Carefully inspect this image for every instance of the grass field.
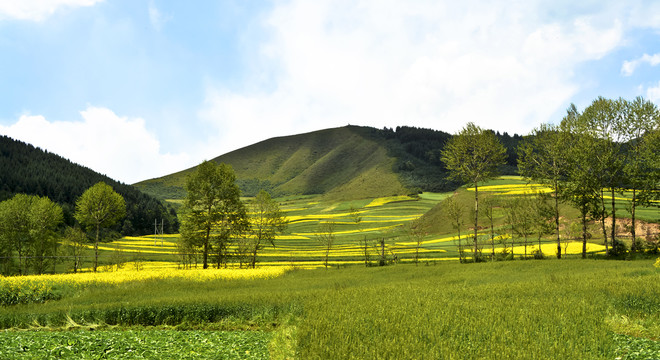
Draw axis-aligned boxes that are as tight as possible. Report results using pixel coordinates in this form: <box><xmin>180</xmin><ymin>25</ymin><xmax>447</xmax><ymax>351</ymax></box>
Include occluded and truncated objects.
<box><xmin>1</xmin><ymin>260</ymin><xmax>658</xmax><ymax>359</ymax></box>
<box><xmin>2</xmin><ymin>176</ymin><xmax>659</xmax><ymax>359</ymax></box>
<box><xmin>73</xmin><ymin>176</ymin><xmax>660</xmax><ymax>271</ymax></box>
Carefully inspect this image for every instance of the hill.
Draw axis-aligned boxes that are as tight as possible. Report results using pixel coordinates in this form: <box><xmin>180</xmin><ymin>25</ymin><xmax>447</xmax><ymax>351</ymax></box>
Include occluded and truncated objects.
<box><xmin>136</xmin><ymin>125</ymin><xmax>521</xmax><ymax>200</ymax></box>
<box><xmin>0</xmin><ymin>135</ymin><xmax>179</xmax><ymax>235</ymax></box>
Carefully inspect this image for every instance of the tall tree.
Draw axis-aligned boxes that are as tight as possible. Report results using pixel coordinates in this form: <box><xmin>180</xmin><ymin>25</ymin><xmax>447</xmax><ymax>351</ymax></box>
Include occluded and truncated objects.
<box><xmin>517</xmin><ymin>122</ymin><xmax>571</xmax><ymax>258</ymax></box>
<box><xmin>560</xmin><ymin>109</ymin><xmax>602</xmax><ymax>258</ymax></box>
<box><xmin>621</xmin><ymin>97</ymin><xmax>660</xmax><ymax>249</ymax></box>
<box><xmin>249</xmin><ymin>190</ymin><xmax>287</xmax><ymax>268</ymax></box>
<box><xmin>0</xmin><ymin>194</ymin><xmax>63</xmax><ymax>275</ymax></box>
<box><xmin>441</xmin><ymin>123</ymin><xmax>507</xmax><ymax>260</ymax></box>
<box><xmin>180</xmin><ymin>160</ymin><xmax>246</xmax><ymax>269</ymax></box>
<box><xmin>75</xmin><ymin>182</ymin><xmax>126</xmax><ymax>272</ymax></box>
<box><xmin>580</xmin><ymin>97</ymin><xmax>627</xmax><ymax>252</ymax></box>
<box><xmin>27</xmin><ymin>195</ymin><xmax>64</xmax><ymax>274</ymax></box>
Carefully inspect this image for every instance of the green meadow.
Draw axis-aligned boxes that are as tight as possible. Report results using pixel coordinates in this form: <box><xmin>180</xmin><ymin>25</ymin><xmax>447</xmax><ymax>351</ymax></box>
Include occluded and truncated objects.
<box><xmin>1</xmin><ymin>260</ymin><xmax>659</xmax><ymax>359</ymax></box>
<box><xmin>2</xmin><ymin>176</ymin><xmax>659</xmax><ymax>359</ymax></box>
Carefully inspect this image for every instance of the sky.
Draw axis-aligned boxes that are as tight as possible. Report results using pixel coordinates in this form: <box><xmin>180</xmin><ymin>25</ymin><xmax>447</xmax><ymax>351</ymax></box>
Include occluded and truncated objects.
<box><xmin>1</xmin><ymin>1</ymin><xmax>660</xmax><ymax>184</ymax></box>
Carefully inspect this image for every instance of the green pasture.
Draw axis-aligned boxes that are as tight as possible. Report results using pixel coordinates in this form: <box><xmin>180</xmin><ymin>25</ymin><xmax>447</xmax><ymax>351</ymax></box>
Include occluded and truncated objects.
<box><xmin>76</xmin><ymin>176</ymin><xmax>659</xmax><ymax>270</ymax></box>
<box><xmin>1</xmin><ymin>260</ymin><xmax>659</xmax><ymax>359</ymax></box>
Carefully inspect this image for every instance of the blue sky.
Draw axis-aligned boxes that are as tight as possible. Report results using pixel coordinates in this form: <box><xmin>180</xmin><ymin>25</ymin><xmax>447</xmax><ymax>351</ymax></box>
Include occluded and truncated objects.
<box><xmin>1</xmin><ymin>1</ymin><xmax>660</xmax><ymax>184</ymax></box>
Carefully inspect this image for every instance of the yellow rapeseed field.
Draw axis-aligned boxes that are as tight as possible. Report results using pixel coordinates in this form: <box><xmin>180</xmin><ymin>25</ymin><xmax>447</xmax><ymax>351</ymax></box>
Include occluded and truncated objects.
<box><xmin>0</xmin><ymin>266</ymin><xmax>293</xmax><ymax>292</ymax></box>
<box><xmin>365</xmin><ymin>195</ymin><xmax>414</xmax><ymax>207</ymax></box>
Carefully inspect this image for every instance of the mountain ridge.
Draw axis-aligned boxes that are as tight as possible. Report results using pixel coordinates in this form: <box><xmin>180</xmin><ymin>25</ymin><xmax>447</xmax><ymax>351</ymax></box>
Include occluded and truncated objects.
<box><xmin>135</xmin><ymin>125</ymin><xmax>522</xmax><ymax>200</ymax></box>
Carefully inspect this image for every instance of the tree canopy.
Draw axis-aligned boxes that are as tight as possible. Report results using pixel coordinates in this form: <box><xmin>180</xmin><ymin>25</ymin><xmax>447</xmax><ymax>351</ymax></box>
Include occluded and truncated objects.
<box><xmin>180</xmin><ymin>160</ymin><xmax>248</xmax><ymax>269</ymax></box>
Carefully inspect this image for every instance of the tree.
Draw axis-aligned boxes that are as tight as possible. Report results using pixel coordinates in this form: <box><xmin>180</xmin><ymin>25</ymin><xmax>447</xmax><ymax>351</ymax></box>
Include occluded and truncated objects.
<box><xmin>517</xmin><ymin>122</ymin><xmax>571</xmax><ymax>259</ymax></box>
<box><xmin>443</xmin><ymin>194</ymin><xmax>466</xmax><ymax>262</ymax></box>
<box><xmin>350</xmin><ymin>206</ymin><xmax>371</xmax><ymax>266</ymax></box>
<box><xmin>506</xmin><ymin>197</ymin><xmax>535</xmax><ymax>258</ymax></box>
<box><xmin>179</xmin><ymin>160</ymin><xmax>247</xmax><ymax>269</ymax></box>
<box><xmin>62</xmin><ymin>226</ymin><xmax>87</xmax><ymax>273</ymax></box>
<box><xmin>621</xmin><ymin>97</ymin><xmax>660</xmax><ymax>250</ymax></box>
<box><xmin>75</xmin><ymin>182</ymin><xmax>126</xmax><ymax>272</ymax></box>
<box><xmin>27</xmin><ymin>195</ymin><xmax>64</xmax><ymax>274</ymax></box>
<box><xmin>0</xmin><ymin>194</ymin><xmax>63</xmax><ymax>275</ymax></box>
<box><xmin>441</xmin><ymin>123</ymin><xmax>507</xmax><ymax>260</ymax></box>
<box><xmin>248</xmin><ymin>190</ymin><xmax>287</xmax><ymax>268</ymax></box>
<box><xmin>316</xmin><ymin>221</ymin><xmax>336</xmax><ymax>269</ymax></box>
<box><xmin>530</xmin><ymin>192</ymin><xmax>555</xmax><ymax>258</ymax></box>
<box><xmin>560</xmin><ymin>110</ymin><xmax>602</xmax><ymax>258</ymax></box>
<box><xmin>406</xmin><ymin>217</ymin><xmax>428</xmax><ymax>265</ymax></box>
<box><xmin>580</xmin><ymin>97</ymin><xmax>627</xmax><ymax>253</ymax></box>
<box><xmin>481</xmin><ymin>196</ymin><xmax>497</xmax><ymax>259</ymax></box>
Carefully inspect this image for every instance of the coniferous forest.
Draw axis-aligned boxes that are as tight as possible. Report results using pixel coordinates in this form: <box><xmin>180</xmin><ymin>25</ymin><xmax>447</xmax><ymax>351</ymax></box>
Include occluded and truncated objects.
<box><xmin>0</xmin><ymin>135</ymin><xmax>179</xmax><ymax>235</ymax></box>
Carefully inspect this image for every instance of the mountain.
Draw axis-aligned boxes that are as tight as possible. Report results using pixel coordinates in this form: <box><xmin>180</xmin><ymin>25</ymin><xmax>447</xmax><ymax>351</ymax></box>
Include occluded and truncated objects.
<box><xmin>135</xmin><ymin>125</ymin><xmax>522</xmax><ymax>200</ymax></box>
<box><xmin>0</xmin><ymin>135</ymin><xmax>179</xmax><ymax>235</ymax></box>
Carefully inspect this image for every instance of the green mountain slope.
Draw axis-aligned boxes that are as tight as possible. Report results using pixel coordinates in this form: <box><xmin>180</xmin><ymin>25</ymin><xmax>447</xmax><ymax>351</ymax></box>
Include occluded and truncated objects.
<box><xmin>137</xmin><ymin>126</ymin><xmax>410</xmax><ymax>200</ymax></box>
<box><xmin>0</xmin><ymin>135</ymin><xmax>179</xmax><ymax>235</ymax></box>
<box><xmin>135</xmin><ymin>125</ymin><xmax>521</xmax><ymax>200</ymax></box>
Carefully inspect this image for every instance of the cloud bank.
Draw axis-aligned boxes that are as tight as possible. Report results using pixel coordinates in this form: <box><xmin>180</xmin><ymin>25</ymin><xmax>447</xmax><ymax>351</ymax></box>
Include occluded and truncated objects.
<box><xmin>200</xmin><ymin>0</ymin><xmax>625</xmax><ymax>148</ymax></box>
<box><xmin>0</xmin><ymin>107</ymin><xmax>190</xmax><ymax>184</ymax></box>
<box><xmin>0</xmin><ymin>0</ymin><xmax>102</xmax><ymax>21</ymax></box>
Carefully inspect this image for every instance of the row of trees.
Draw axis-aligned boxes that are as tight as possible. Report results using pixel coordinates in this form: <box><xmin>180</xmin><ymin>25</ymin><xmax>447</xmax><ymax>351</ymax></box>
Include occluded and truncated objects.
<box><xmin>178</xmin><ymin>161</ymin><xmax>287</xmax><ymax>269</ymax></box>
<box><xmin>0</xmin><ymin>182</ymin><xmax>126</xmax><ymax>275</ymax></box>
<box><xmin>441</xmin><ymin>96</ymin><xmax>659</xmax><ymax>260</ymax></box>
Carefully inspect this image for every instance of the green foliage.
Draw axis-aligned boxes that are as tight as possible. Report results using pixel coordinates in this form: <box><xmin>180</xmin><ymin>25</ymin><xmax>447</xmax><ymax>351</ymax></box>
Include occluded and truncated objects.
<box><xmin>180</xmin><ymin>161</ymin><xmax>248</xmax><ymax>269</ymax></box>
<box><xmin>441</xmin><ymin>123</ymin><xmax>507</xmax><ymax>259</ymax></box>
<box><xmin>0</xmin><ymin>135</ymin><xmax>179</xmax><ymax>236</ymax></box>
<box><xmin>0</xmin><ymin>330</ymin><xmax>270</xmax><ymax>360</ymax></box>
<box><xmin>247</xmin><ymin>190</ymin><xmax>288</xmax><ymax>268</ymax></box>
<box><xmin>1</xmin><ymin>260</ymin><xmax>659</xmax><ymax>358</ymax></box>
<box><xmin>0</xmin><ymin>194</ymin><xmax>63</xmax><ymax>275</ymax></box>
<box><xmin>136</xmin><ymin>125</ymin><xmax>522</xmax><ymax>201</ymax></box>
<box><xmin>75</xmin><ymin>182</ymin><xmax>126</xmax><ymax>272</ymax></box>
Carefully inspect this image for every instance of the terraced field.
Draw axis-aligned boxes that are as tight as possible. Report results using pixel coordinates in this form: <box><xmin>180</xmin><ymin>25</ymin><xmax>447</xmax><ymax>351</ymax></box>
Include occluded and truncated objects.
<box><xmin>84</xmin><ymin>176</ymin><xmax>648</xmax><ymax>270</ymax></box>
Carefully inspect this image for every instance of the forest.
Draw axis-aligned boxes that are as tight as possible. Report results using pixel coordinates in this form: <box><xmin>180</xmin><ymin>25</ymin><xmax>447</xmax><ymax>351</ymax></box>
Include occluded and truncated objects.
<box><xmin>0</xmin><ymin>135</ymin><xmax>179</xmax><ymax>236</ymax></box>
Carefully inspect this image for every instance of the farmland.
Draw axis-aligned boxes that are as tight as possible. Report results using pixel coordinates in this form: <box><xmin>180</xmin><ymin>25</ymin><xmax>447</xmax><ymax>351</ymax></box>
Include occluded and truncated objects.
<box><xmin>1</xmin><ymin>260</ymin><xmax>659</xmax><ymax>359</ymax></box>
<box><xmin>1</xmin><ymin>177</ymin><xmax>659</xmax><ymax>359</ymax></box>
<box><xmin>67</xmin><ymin>177</ymin><xmax>655</xmax><ymax>271</ymax></box>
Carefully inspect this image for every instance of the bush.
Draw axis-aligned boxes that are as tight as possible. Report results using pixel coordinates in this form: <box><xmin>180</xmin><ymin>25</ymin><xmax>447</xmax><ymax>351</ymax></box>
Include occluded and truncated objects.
<box><xmin>532</xmin><ymin>249</ymin><xmax>545</xmax><ymax>260</ymax></box>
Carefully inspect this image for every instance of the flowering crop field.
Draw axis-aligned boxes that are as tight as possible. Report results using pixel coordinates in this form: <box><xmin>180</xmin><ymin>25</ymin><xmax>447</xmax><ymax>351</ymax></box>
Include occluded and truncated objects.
<box><xmin>69</xmin><ymin>177</ymin><xmax>641</xmax><ymax>271</ymax></box>
<box><xmin>2</xmin><ymin>260</ymin><xmax>658</xmax><ymax>359</ymax></box>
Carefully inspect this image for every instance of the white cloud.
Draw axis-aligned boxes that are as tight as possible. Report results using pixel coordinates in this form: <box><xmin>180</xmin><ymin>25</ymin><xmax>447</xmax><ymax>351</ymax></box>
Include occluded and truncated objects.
<box><xmin>148</xmin><ymin>0</ymin><xmax>170</xmax><ymax>32</ymax></box>
<box><xmin>0</xmin><ymin>0</ymin><xmax>102</xmax><ymax>22</ymax></box>
<box><xmin>647</xmin><ymin>81</ymin><xmax>660</xmax><ymax>104</ymax></box>
<box><xmin>200</xmin><ymin>0</ymin><xmax>625</xmax><ymax>141</ymax></box>
<box><xmin>0</xmin><ymin>107</ymin><xmax>191</xmax><ymax>184</ymax></box>
<box><xmin>621</xmin><ymin>53</ymin><xmax>660</xmax><ymax>76</ymax></box>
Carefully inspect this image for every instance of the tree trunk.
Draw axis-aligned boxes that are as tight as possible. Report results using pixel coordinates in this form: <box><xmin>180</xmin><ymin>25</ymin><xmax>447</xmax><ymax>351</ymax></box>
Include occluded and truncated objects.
<box><xmin>94</xmin><ymin>223</ymin><xmax>100</xmax><ymax>272</ymax></box>
<box><xmin>581</xmin><ymin>209</ymin><xmax>587</xmax><ymax>259</ymax></box>
<box><xmin>457</xmin><ymin>225</ymin><xmax>462</xmax><ymax>263</ymax></box>
<box><xmin>554</xmin><ymin>183</ymin><xmax>561</xmax><ymax>259</ymax></box>
<box><xmin>203</xmin><ymin>228</ymin><xmax>210</xmax><ymax>269</ymax></box>
<box><xmin>490</xmin><ymin>214</ymin><xmax>495</xmax><ymax>258</ymax></box>
<box><xmin>611</xmin><ymin>188</ymin><xmax>619</xmax><ymax>251</ymax></box>
<box><xmin>600</xmin><ymin>189</ymin><xmax>608</xmax><ymax>255</ymax></box>
<box><xmin>631</xmin><ymin>188</ymin><xmax>637</xmax><ymax>251</ymax></box>
<box><xmin>474</xmin><ymin>182</ymin><xmax>479</xmax><ymax>260</ymax></box>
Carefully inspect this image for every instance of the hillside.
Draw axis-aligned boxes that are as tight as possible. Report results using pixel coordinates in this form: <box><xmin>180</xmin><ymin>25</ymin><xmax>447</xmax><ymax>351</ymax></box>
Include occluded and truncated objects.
<box><xmin>0</xmin><ymin>135</ymin><xmax>179</xmax><ymax>235</ymax></box>
<box><xmin>136</xmin><ymin>125</ymin><xmax>521</xmax><ymax>200</ymax></box>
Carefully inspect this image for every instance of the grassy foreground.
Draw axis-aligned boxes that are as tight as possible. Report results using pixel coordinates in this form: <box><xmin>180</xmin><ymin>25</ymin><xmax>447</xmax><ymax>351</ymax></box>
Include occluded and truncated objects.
<box><xmin>1</xmin><ymin>259</ymin><xmax>659</xmax><ymax>359</ymax></box>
